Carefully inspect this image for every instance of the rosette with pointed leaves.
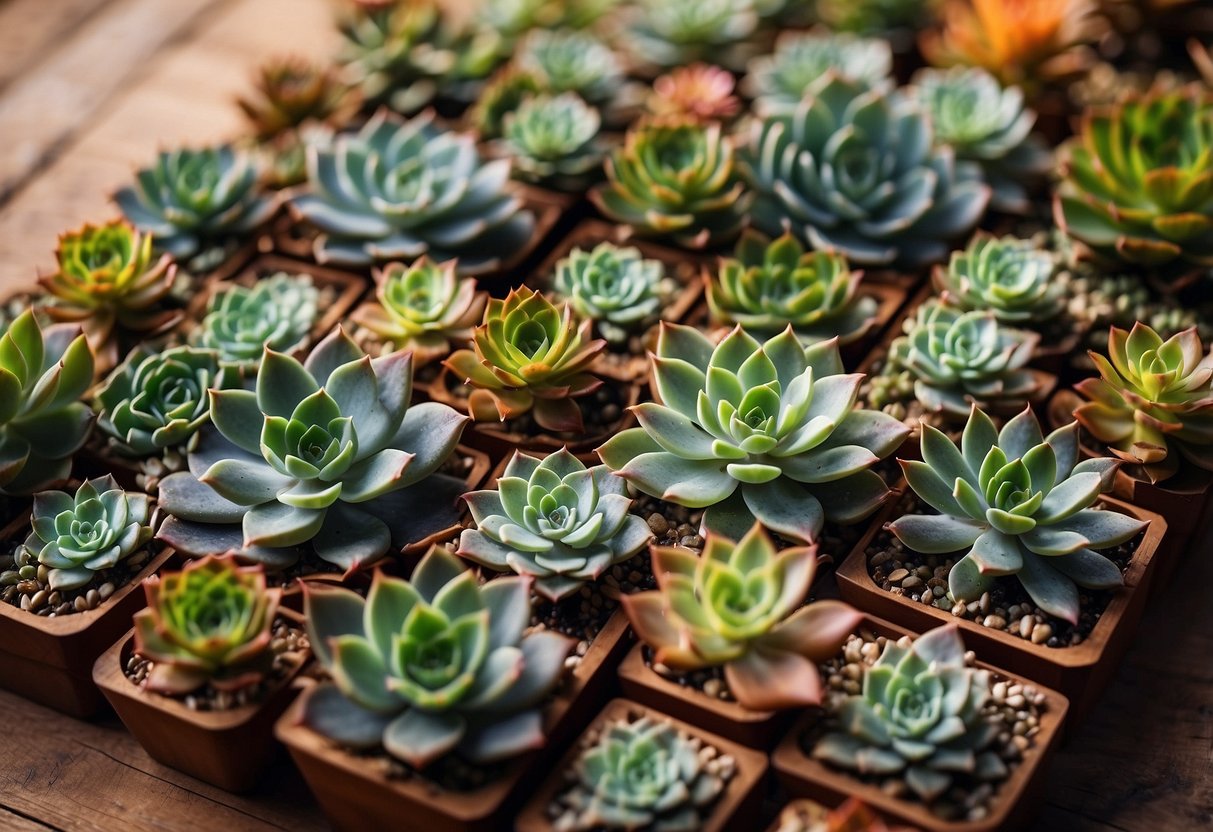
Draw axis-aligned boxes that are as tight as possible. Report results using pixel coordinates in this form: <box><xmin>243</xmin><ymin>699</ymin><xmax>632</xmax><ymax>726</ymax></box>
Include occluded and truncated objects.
<box><xmin>647</xmin><ymin>63</ymin><xmax>740</xmax><ymax>124</ymax></box>
<box><xmin>237</xmin><ymin>56</ymin><xmax>358</xmax><ymax>140</ymax></box>
<box><xmin>744</xmin><ymin>29</ymin><xmax>893</xmax><ymax>114</ymax></box>
<box><xmin>459</xmin><ymin>450</ymin><xmax>652</xmax><ymax>601</ymax></box>
<box><xmin>291</xmin><ymin>110</ymin><xmax>534</xmax><ymax>272</ymax></box>
<box><xmin>0</xmin><ymin>310</ymin><xmax>94</xmax><ymax>495</ymax></box>
<box><xmin>890</xmin><ymin>407</ymin><xmax>1146</xmax><ymax>623</ymax></box>
<box><xmin>813</xmin><ymin>626</ymin><xmax>1006</xmax><ymax>802</ymax></box>
<box><xmin>188</xmin><ymin>273</ymin><xmax>319</xmax><ymax>371</ymax></box>
<box><xmin>551</xmin><ymin>242</ymin><xmax>670</xmax><ymax>344</ymax></box>
<box><xmin>444</xmin><ymin>287</ymin><xmax>605</xmax><ymax>433</ymax></box>
<box><xmin>599</xmin><ymin>323</ymin><xmax>909</xmax><ymax>543</ymax></box>
<box><xmin>351</xmin><ymin>258</ymin><xmax>486</xmax><ymax>366</ymax></box>
<box><xmin>1074</xmin><ymin>323</ymin><xmax>1213</xmax><ymax>483</ymax></box>
<box><xmin>887</xmin><ymin>300</ymin><xmax>1041</xmax><ymax>417</ymax></box>
<box><xmin>621</xmin><ymin>0</ymin><xmax>758</xmax><ymax>70</ymax></box>
<box><xmin>591</xmin><ymin>119</ymin><xmax>750</xmax><ymax>250</ymax></box>
<box><xmin>743</xmin><ymin>75</ymin><xmax>989</xmax><ymax>268</ymax></box>
<box><xmin>133</xmin><ymin>555</ymin><xmax>279</xmax><ymax>694</ymax></box>
<box><xmin>500</xmin><ymin>93</ymin><xmax>605</xmax><ymax>190</ymax></box>
<box><xmin>624</xmin><ymin>524</ymin><xmax>862</xmax><ymax>710</ymax></box>
<box><xmin>933</xmin><ymin>234</ymin><xmax>1063</xmax><ymax>324</ymax></box>
<box><xmin>468</xmin><ymin>66</ymin><xmax>545</xmax><ymax>140</ymax></box>
<box><xmin>113</xmin><ymin>145</ymin><xmax>276</xmax><ymax>266</ymax></box>
<box><xmin>816</xmin><ymin>0</ymin><xmax>927</xmax><ymax>35</ymax></box>
<box><xmin>707</xmin><ymin>230</ymin><xmax>879</xmax><ymax>345</ymax></box>
<box><xmin>515</xmin><ymin>29</ymin><xmax>622</xmax><ymax>106</ymax></box>
<box><xmin>301</xmin><ymin>546</ymin><xmax>572</xmax><ymax>768</ymax></box>
<box><xmin>22</xmin><ymin>475</ymin><xmax>154</xmax><ymax>591</ymax></box>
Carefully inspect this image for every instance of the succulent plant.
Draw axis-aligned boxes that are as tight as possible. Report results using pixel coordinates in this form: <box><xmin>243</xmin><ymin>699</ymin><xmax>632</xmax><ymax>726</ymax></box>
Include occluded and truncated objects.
<box><xmin>291</xmin><ymin>109</ymin><xmax>534</xmax><ymax>273</ymax></box>
<box><xmin>743</xmin><ymin>75</ymin><xmax>989</xmax><ymax>268</ymax></box>
<box><xmin>444</xmin><ymin>287</ymin><xmax>605</xmax><ymax>433</ymax></box>
<box><xmin>0</xmin><ymin>310</ymin><xmax>94</xmax><ymax>495</ymax></box>
<box><xmin>551</xmin><ymin>242</ymin><xmax>671</xmax><ymax>344</ymax></box>
<box><xmin>911</xmin><ymin>68</ymin><xmax>1051</xmax><ymax>214</ymax></box>
<box><xmin>22</xmin><ymin>475</ymin><xmax>154</xmax><ymax>591</ymax></box>
<box><xmin>933</xmin><ymin>234</ymin><xmax>1064</xmax><ymax>324</ymax></box>
<box><xmin>459</xmin><ymin>449</ymin><xmax>652</xmax><ymax>601</ymax></box>
<box><xmin>647</xmin><ymin>63</ymin><xmax>741</xmax><ymax>124</ymax></box>
<box><xmin>468</xmin><ymin>66</ymin><xmax>546</xmax><ymax>139</ymax></box>
<box><xmin>301</xmin><ymin>546</ymin><xmax>572</xmax><ymax>768</ymax></box>
<box><xmin>95</xmin><ymin>346</ymin><xmax>240</xmax><ymax>458</ymax></box>
<box><xmin>1055</xmin><ymin>86</ymin><xmax>1213</xmax><ymax>277</ymax></box>
<box><xmin>481</xmin><ymin>0</ymin><xmax>614</xmax><ymax>37</ymax></box>
<box><xmin>114</xmin><ymin>145</ymin><xmax>277</xmax><ymax>267</ymax></box>
<box><xmin>622</xmin><ymin>0</ymin><xmax>758</xmax><ymax>70</ymax></box>
<box><xmin>591</xmin><ymin>119</ymin><xmax>750</xmax><ymax>250</ymax></box>
<box><xmin>890</xmin><ymin>407</ymin><xmax>1146</xmax><ymax>623</ymax></box>
<box><xmin>351</xmin><ymin>258</ymin><xmax>486</xmax><ymax>366</ymax></box>
<box><xmin>500</xmin><ymin>93</ymin><xmax>605</xmax><ymax>189</ymax></box>
<box><xmin>237</xmin><ymin>56</ymin><xmax>358</xmax><ymax>140</ymax></box>
<box><xmin>515</xmin><ymin>28</ymin><xmax>623</xmax><ymax>106</ymax></box>
<box><xmin>133</xmin><ymin>555</ymin><xmax>279</xmax><ymax>694</ymax></box>
<box><xmin>744</xmin><ymin>29</ymin><xmax>893</xmax><ymax>114</ymax></box>
<box><xmin>816</xmin><ymin>0</ymin><xmax>928</xmax><ymax>34</ymax></box>
<box><xmin>599</xmin><ymin>323</ymin><xmax>909</xmax><ymax>542</ymax></box>
<box><xmin>813</xmin><ymin>625</ymin><xmax>1006</xmax><ymax>802</ymax></box>
<box><xmin>188</xmin><ymin>273</ymin><xmax>319</xmax><ymax>371</ymax></box>
<box><xmin>887</xmin><ymin>300</ymin><xmax>1041</xmax><ymax>418</ymax></box>
<box><xmin>157</xmin><ymin>328</ymin><xmax>469</xmax><ymax>571</ymax></box>
<box><xmin>1074</xmin><ymin>323</ymin><xmax>1213</xmax><ymax>483</ymax></box>
<box><xmin>707</xmin><ymin>231</ymin><xmax>879</xmax><ymax>345</ymax></box>
<box><xmin>624</xmin><ymin>524</ymin><xmax>862</xmax><ymax>709</ymax></box>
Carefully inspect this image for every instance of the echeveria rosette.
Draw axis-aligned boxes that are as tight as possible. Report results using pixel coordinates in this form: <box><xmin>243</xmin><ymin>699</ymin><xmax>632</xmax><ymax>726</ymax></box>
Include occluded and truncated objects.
<box><xmin>813</xmin><ymin>625</ymin><xmax>1006</xmax><ymax>803</ymax></box>
<box><xmin>290</xmin><ymin>109</ymin><xmax>534</xmax><ymax>273</ymax></box>
<box><xmin>707</xmin><ymin>231</ymin><xmax>879</xmax><ymax>346</ymax></box>
<box><xmin>591</xmin><ymin>119</ymin><xmax>751</xmax><ymax>251</ymax></box>
<box><xmin>301</xmin><ymin>546</ymin><xmax>572</xmax><ymax>768</ymax></box>
<box><xmin>647</xmin><ymin>63</ymin><xmax>741</xmax><ymax>124</ymax></box>
<box><xmin>515</xmin><ymin>28</ymin><xmax>622</xmax><ymax>106</ymax></box>
<box><xmin>237</xmin><ymin>56</ymin><xmax>358</xmax><ymax>140</ymax></box>
<box><xmin>157</xmin><ymin>328</ymin><xmax>469</xmax><ymax>571</ymax></box>
<box><xmin>23</xmin><ymin>475</ymin><xmax>154</xmax><ymax>591</ymax></box>
<box><xmin>0</xmin><ymin>310</ymin><xmax>95</xmax><ymax>495</ymax></box>
<box><xmin>468</xmin><ymin>66</ymin><xmax>545</xmax><ymax>140</ymax></box>
<box><xmin>598</xmin><ymin>323</ymin><xmax>910</xmax><ymax>544</ymax></box>
<box><xmin>458</xmin><ymin>449</ymin><xmax>652</xmax><ymax>601</ymax></box>
<box><xmin>621</xmin><ymin>0</ymin><xmax>759</xmax><ymax>70</ymax></box>
<box><xmin>623</xmin><ymin>524</ymin><xmax>863</xmax><ymax>710</ymax></box>
<box><xmin>552</xmin><ymin>243</ymin><xmax>670</xmax><ymax>344</ymax></box>
<box><xmin>351</xmin><ymin>258</ymin><xmax>486</xmax><ymax>366</ymax></box>
<box><xmin>133</xmin><ymin>555</ymin><xmax>279</xmax><ymax>694</ymax></box>
<box><xmin>890</xmin><ymin>406</ymin><xmax>1146</xmax><ymax>624</ymax></box>
<box><xmin>1074</xmin><ymin>323</ymin><xmax>1213</xmax><ymax>483</ymax></box>
<box><xmin>444</xmin><ymin>287</ymin><xmax>606</xmax><ymax>433</ymax></box>
<box><xmin>95</xmin><ymin>346</ymin><xmax>240</xmax><ymax>458</ymax></box>
<box><xmin>743</xmin><ymin>29</ymin><xmax>893</xmax><ymax>115</ymax></box>
<box><xmin>188</xmin><ymin>273</ymin><xmax>319</xmax><ymax>371</ymax></box>
<box><xmin>742</xmin><ymin>74</ymin><xmax>990</xmax><ymax>268</ymax></box>
<box><xmin>499</xmin><ymin>93</ymin><xmax>605</xmax><ymax>190</ymax></box>
<box><xmin>932</xmin><ymin>234</ymin><xmax>1063</xmax><ymax>325</ymax></box>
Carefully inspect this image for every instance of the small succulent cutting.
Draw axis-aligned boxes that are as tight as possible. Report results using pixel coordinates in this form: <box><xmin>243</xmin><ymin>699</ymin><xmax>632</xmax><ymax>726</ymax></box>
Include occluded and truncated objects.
<box><xmin>444</xmin><ymin>287</ymin><xmax>605</xmax><ymax>433</ymax></box>
<box><xmin>1074</xmin><ymin>323</ymin><xmax>1213</xmax><ymax>483</ymax></box>
<box><xmin>744</xmin><ymin>29</ymin><xmax>893</xmax><ymax>114</ymax></box>
<box><xmin>22</xmin><ymin>475</ymin><xmax>154</xmax><ymax>591</ymax></box>
<box><xmin>237</xmin><ymin>56</ymin><xmax>357</xmax><ymax>140</ymax></box>
<box><xmin>933</xmin><ymin>234</ymin><xmax>1064</xmax><ymax>324</ymax></box>
<box><xmin>890</xmin><ymin>406</ymin><xmax>1147</xmax><ymax>623</ymax></box>
<box><xmin>301</xmin><ymin>546</ymin><xmax>572</xmax><ymax>768</ymax></box>
<box><xmin>551</xmin><ymin>242</ymin><xmax>671</xmax><ymax>344</ymax></box>
<box><xmin>813</xmin><ymin>625</ymin><xmax>1006</xmax><ymax>802</ymax></box>
<box><xmin>515</xmin><ymin>28</ymin><xmax>622</xmax><ymax>106</ymax></box>
<box><xmin>622</xmin><ymin>0</ymin><xmax>758</xmax><ymax>70</ymax></box>
<box><xmin>707</xmin><ymin>231</ymin><xmax>879</xmax><ymax>345</ymax></box>
<box><xmin>459</xmin><ymin>449</ymin><xmax>653</xmax><ymax>601</ymax></box>
<box><xmin>647</xmin><ymin>63</ymin><xmax>741</xmax><ymax>124</ymax></box>
<box><xmin>624</xmin><ymin>524</ymin><xmax>863</xmax><ymax>710</ymax></box>
<box><xmin>291</xmin><ymin>109</ymin><xmax>534</xmax><ymax>272</ymax></box>
<box><xmin>600</xmin><ymin>323</ymin><xmax>909</xmax><ymax>542</ymax></box>
<box><xmin>499</xmin><ymin>93</ymin><xmax>605</xmax><ymax>190</ymax></box>
<box><xmin>133</xmin><ymin>555</ymin><xmax>279</xmax><ymax>694</ymax></box>
<box><xmin>188</xmin><ymin>273</ymin><xmax>319</xmax><ymax>371</ymax></box>
<box><xmin>0</xmin><ymin>310</ymin><xmax>95</xmax><ymax>495</ymax></box>
<box><xmin>351</xmin><ymin>258</ymin><xmax>486</xmax><ymax>366</ymax></box>
<box><xmin>591</xmin><ymin>119</ymin><xmax>750</xmax><ymax>250</ymax></box>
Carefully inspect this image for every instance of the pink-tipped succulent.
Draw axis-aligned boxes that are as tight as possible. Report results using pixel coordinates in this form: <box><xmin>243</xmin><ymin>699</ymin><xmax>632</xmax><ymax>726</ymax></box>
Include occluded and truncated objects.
<box><xmin>647</xmin><ymin>63</ymin><xmax>741</xmax><ymax>123</ymax></box>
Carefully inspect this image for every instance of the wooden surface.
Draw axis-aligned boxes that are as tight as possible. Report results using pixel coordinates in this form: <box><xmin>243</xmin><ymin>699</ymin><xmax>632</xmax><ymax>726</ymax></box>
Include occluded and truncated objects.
<box><xmin>0</xmin><ymin>2</ymin><xmax>1210</xmax><ymax>830</ymax></box>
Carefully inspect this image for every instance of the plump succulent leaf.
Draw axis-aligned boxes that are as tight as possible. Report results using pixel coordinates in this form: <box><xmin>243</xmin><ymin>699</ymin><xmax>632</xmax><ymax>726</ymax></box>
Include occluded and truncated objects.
<box><xmin>647</xmin><ymin>63</ymin><xmax>741</xmax><ymax>123</ymax></box>
<box><xmin>188</xmin><ymin>273</ymin><xmax>319</xmax><ymax>371</ymax></box>
<box><xmin>499</xmin><ymin>92</ymin><xmax>605</xmax><ymax>189</ymax></box>
<box><xmin>933</xmin><ymin>234</ymin><xmax>1063</xmax><ymax>324</ymax></box>
<box><xmin>552</xmin><ymin>242</ymin><xmax>670</xmax><ymax>344</ymax></box>
<box><xmin>744</xmin><ymin>29</ymin><xmax>893</xmax><ymax>114</ymax></box>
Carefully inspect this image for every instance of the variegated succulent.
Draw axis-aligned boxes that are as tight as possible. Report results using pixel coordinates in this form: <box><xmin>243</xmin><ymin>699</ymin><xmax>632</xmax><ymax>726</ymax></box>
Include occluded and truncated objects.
<box><xmin>500</xmin><ymin>93</ymin><xmax>605</xmax><ymax>189</ymax></box>
<box><xmin>551</xmin><ymin>243</ymin><xmax>671</xmax><ymax>344</ymax></box>
<box><xmin>187</xmin><ymin>273</ymin><xmax>319</xmax><ymax>371</ymax></box>
<box><xmin>744</xmin><ymin>29</ymin><xmax>893</xmax><ymax>114</ymax></box>
<box><xmin>933</xmin><ymin>234</ymin><xmax>1064</xmax><ymax>324</ymax></box>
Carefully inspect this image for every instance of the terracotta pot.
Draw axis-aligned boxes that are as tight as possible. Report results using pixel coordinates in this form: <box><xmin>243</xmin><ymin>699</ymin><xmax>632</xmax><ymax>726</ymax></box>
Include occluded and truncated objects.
<box><xmin>771</xmin><ymin>616</ymin><xmax>1069</xmax><ymax>832</ymax></box>
<box><xmin>515</xmin><ymin>699</ymin><xmax>768</xmax><ymax>832</ymax></box>
<box><xmin>92</xmin><ymin>610</ymin><xmax>312</xmax><ymax>792</ymax></box>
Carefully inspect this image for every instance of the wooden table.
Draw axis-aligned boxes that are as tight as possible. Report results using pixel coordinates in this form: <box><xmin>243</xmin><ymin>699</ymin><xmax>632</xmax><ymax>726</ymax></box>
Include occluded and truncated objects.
<box><xmin>0</xmin><ymin>2</ymin><xmax>1209</xmax><ymax>830</ymax></box>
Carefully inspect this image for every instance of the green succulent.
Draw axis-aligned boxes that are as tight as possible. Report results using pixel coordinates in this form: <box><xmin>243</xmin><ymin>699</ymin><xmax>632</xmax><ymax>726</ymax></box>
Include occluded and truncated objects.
<box><xmin>291</xmin><ymin>109</ymin><xmax>534</xmax><ymax>273</ymax></box>
<box><xmin>933</xmin><ymin>234</ymin><xmax>1063</xmax><ymax>324</ymax></box>
<box><xmin>707</xmin><ymin>231</ymin><xmax>879</xmax><ymax>345</ymax></box>
<box><xmin>133</xmin><ymin>554</ymin><xmax>279</xmax><ymax>694</ymax></box>
<box><xmin>552</xmin><ymin>242</ymin><xmax>670</xmax><ymax>344</ymax></box>
<box><xmin>887</xmin><ymin>300</ymin><xmax>1041</xmax><ymax>418</ymax></box>
<box><xmin>890</xmin><ymin>407</ymin><xmax>1146</xmax><ymax>623</ymax></box>
<box><xmin>157</xmin><ymin>328</ymin><xmax>469</xmax><ymax>571</ymax></box>
<box><xmin>591</xmin><ymin>120</ymin><xmax>750</xmax><ymax>250</ymax></box>
<box><xmin>459</xmin><ymin>449</ymin><xmax>652</xmax><ymax>601</ymax></box>
<box><xmin>813</xmin><ymin>625</ymin><xmax>1006</xmax><ymax>803</ymax></box>
<box><xmin>625</xmin><ymin>524</ymin><xmax>862</xmax><ymax>710</ymax></box>
<box><xmin>480</xmin><ymin>0</ymin><xmax>613</xmax><ymax>40</ymax></box>
<box><xmin>743</xmin><ymin>75</ymin><xmax>989</xmax><ymax>268</ymax></box>
<box><xmin>0</xmin><ymin>310</ymin><xmax>95</xmax><ymax>495</ymax></box>
<box><xmin>515</xmin><ymin>28</ymin><xmax>622</xmax><ymax>106</ymax></box>
<box><xmin>500</xmin><ymin>93</ymin><xmax>605</xmax><ymax>189</ymax></box>
<box><xmin>301</xmin><ymin>546</ymin><xmax>572</xmax><ymax>768</ymax></box>
<box><xmin>114</xmin><ymin>145</ymin><xmax>277</xmax><ymax>268</ymax></box>
<box><xmin>1075</xmin><ymin>323</ymin><xmax>1213</xmax><ymax>483</ymax></box>
<box><xmin>623</xmin><ymin>0</ymin><xmax>758</xmax><ymax>69</ymax></box>
<box><xmin>95</xmin><ymin>346</ymin><xmax>240</xmax><ymax>458</ymax></box>
<box><xmin>816</xmin><ymin>0</ymin><xmax>927</xmax><ymax>34</ymax></box>
<box><xmin>22</xmin><ymin>475</ymin><xmax>154</xmax><ymax>591</ymax></box>
<box><xmin>468</xmin><ymin>66</ymin><xmax>546</xmax><ymax>140</ymax></box>
<box><xmin>744</xmin><ymin>29</ymin><xmax>893</xmax><ymax>114</ymax></box>
<box><xmin>188</xmin><ymin>273</ymin><xmax>319</xmax><ymax>371</ymax></box>
<box><xmin>599</xmin><ymin>323</ymin><xmax>909</xmax><ymax>543</ymax></box>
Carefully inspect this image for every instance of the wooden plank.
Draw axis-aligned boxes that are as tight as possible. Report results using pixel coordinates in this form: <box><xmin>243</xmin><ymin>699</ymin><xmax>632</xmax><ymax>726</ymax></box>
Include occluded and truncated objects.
<box><xmin>0</xmin><ymin>805</ymin><xmax>58</xmax><ymax>832</ymax></box>
<box><xmin>0</xmin><ymin>0</ymin><xmax>115</xmax><ymax>93</ymax></box>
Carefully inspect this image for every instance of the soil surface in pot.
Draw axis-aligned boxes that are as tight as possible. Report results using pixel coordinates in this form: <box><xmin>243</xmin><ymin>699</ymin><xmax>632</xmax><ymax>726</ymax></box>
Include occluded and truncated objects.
<box><xmin>0</xmin><ymin>539</ymin><xmax>162</xmax><ymax>617</ymax></box>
